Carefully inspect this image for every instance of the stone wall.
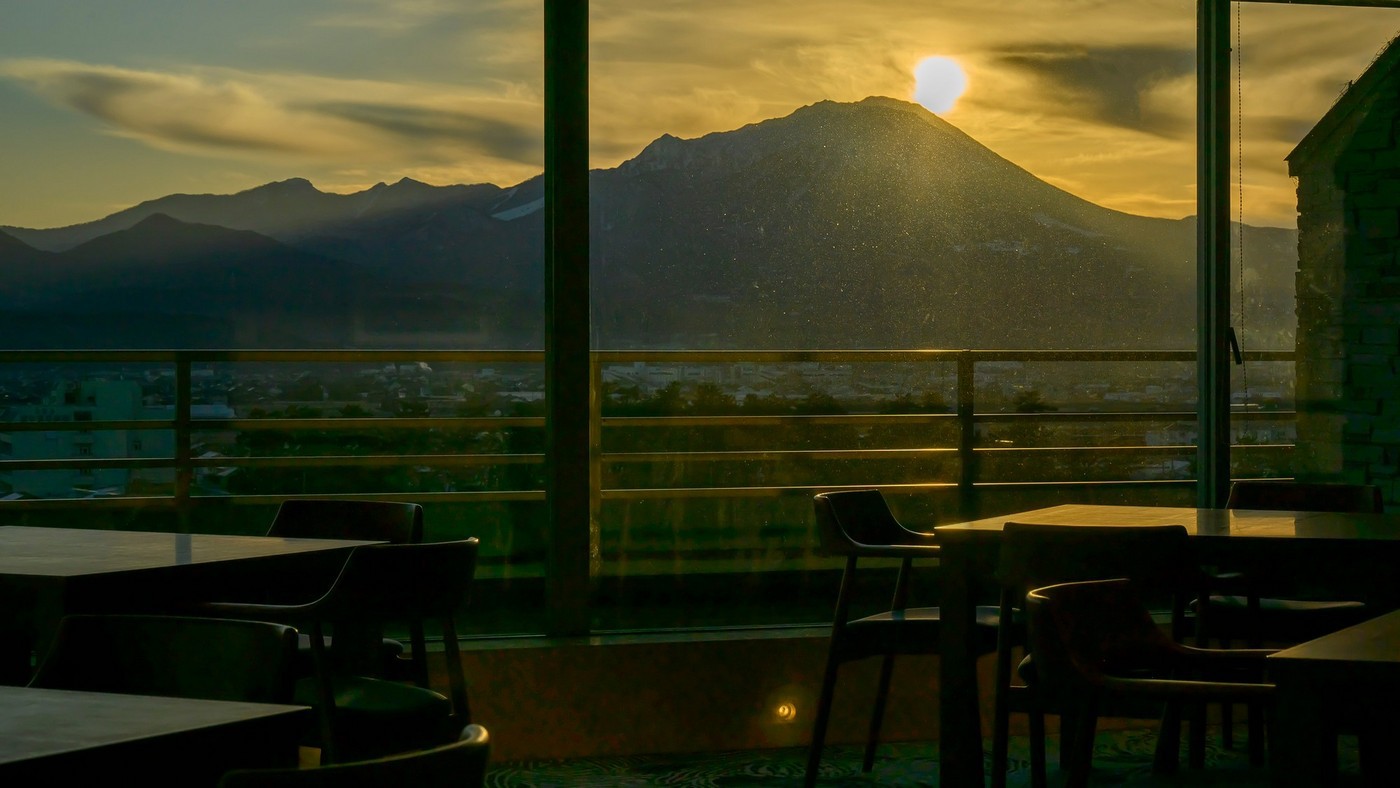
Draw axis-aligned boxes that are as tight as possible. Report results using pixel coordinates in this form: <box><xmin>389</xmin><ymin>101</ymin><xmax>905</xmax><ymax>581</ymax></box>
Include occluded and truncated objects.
<box><xmin>1293</xmin><ymin>76</ymin><xmax>1400</xmax><ymax>506</ymax></box>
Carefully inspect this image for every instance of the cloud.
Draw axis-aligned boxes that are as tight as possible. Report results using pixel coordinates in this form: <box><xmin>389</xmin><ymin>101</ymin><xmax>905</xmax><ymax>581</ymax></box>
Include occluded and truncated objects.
<box><xmin>0</xmin><ymin>58</ymin><xmax>543</xmax><ymax>176</ymax></box>
<box><xmin>990</xmin><ymin>45</ymin><xmax>1195</xmax><ymax>136</ymax></box>
<box><xmin>310</xmin><ymin>101</ymin><xmax>541</xmax><ymax>164</ymax></box>
<box><xmin>0</xmin><ymin>59</ymin><xmax>355</xmax><ymax>156</ymax></box>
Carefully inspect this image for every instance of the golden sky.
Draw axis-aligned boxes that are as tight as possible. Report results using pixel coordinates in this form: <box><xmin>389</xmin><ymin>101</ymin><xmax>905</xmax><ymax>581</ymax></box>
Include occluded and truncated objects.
<box><xmin>1</xmin><ymin>0</ymin><xmax>1396</xmax><ymax>228</ymax></box>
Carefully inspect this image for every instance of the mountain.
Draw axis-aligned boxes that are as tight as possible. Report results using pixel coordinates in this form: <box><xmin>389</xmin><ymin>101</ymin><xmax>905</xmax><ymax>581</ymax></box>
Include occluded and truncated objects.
<box><xmin>588</xmin><ymin>96</ymin><xmax>1294</xmax><ymax>349</ymax></box>
<box><xmin>0</xmin><ymin>97</ymin><xmax>1299</xmax><ymax>351</ymax></box>
<box><xmin>0</xmin><ymin>215</ymin><xmax>365</xmax><ymax>348</ymax></box>
<box><xmin>1</xmin><ymin>177</ymin><xmax>509</xmax><ymax>252</ymax></box>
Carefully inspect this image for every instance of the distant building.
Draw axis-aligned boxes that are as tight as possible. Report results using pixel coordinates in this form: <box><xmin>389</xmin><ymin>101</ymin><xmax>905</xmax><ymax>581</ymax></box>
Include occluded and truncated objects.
<box><xmin>1287</xmin><ymin>35</ymin><xmax>1400</xmax><ymax>502</ymax></box>
<box><xmin>0</xmin><ymin>380</ymin><xmax>174</xmax><ymax>499</ymax></box>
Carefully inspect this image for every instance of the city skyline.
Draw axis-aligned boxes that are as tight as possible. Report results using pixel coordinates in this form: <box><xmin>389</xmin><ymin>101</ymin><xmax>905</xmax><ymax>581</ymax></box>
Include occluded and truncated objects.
<box><xmin>1</xmin><ymin>1</ymin><xmax>1397</xmax><ymax>229</ymax></box>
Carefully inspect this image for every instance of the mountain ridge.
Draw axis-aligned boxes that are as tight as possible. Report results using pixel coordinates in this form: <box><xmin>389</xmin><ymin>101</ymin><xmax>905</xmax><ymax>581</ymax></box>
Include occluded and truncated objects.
<box><xmin>0</xmin><ymin>97</ymin><xmax>1299</xmax><ymax>351</ymax></box>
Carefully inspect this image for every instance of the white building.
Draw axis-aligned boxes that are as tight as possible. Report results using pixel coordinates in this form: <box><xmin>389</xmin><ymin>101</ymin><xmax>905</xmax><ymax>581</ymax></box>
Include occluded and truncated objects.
<box><xmin>0</xmin><ymin>380</ymin><xmax>175</xmax><ymax>499</ymax></box>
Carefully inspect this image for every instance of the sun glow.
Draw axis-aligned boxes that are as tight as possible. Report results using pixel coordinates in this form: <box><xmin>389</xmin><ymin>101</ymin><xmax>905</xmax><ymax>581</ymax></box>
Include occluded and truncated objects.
<box><xmin>912</xmin><ymin>56</ymin><xmax>968</xmax><ymax>114</ymax></box>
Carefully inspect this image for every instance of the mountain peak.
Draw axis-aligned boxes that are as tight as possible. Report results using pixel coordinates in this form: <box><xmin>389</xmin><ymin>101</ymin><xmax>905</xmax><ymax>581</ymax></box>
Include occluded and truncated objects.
<box><xmin>619</xmin><ymin>95</ymin><xmax>993</xmax><ymax>179</ymax></box>
<box><xmin>245</xmin><ymin>177</ymin><xmax>321</xmax><ymax>196</ymax></box>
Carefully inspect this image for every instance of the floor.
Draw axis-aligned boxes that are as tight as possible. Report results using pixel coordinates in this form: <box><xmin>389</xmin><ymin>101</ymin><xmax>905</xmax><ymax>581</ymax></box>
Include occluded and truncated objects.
<box><xmin>489</xmin><ymin>727</ymin><xmax>1362</xmax><ymax>786</ymax></box>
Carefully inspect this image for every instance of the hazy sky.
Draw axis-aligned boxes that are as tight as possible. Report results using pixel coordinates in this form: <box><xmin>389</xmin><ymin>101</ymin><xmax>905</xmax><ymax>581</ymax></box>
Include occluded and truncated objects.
<box><xmin>1</xmin><ymin>0</ymin><xmax>1396</xmax><ymax>228</ymax></box>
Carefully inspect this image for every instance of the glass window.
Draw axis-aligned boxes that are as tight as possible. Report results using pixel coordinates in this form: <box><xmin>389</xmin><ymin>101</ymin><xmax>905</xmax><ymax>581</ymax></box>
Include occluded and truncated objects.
<box><xmin>0</xmin><ymin>1</ymin><xmax>545</xmax><ymax>635</ymax></box>
<box><xmin>1226</xmin><ymin>2</ymin><xmax>1399</xmax><ymax>489</ymax></box>
<box><xmin>589</xmin><ymin>1</ymin><xmax>1199</xmax><ymax>628</ymax></box>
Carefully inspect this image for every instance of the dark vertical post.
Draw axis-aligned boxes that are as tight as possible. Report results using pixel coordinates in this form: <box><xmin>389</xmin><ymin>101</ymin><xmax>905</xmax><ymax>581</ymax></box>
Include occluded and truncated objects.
<box><xmin>956</xmin><ymin>351</ymin><xmax>976</xmax><ymax>520</ymax></box>
<box><xmin>544</xmin><ymin>0</ymin><xmax>592</xmax><ymax>636</ymax></box>
<box><xmin>1198</xmin><ymin>0</ymin><xmax>1232</xmax><ymax>508</ymax></box>
<box><xmin>175</xmin><ymin>354</ymin><xmax>192</xmax><ymax>532</ymax></box>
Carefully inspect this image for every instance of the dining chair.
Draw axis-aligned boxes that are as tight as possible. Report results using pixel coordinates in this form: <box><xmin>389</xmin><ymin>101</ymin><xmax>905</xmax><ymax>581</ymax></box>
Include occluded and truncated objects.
<box><xmin>805</xmin><ymin>490</ymin><xmax>1000</xmax><ymax>787</ymax></box>
<box><xmin>265</xmin><ymin>499</ymin><xmax>426</xmax><ymax>682</ymax></box>
<box><xmin>217</xmin><ymin>723</ymin><xmax>489</xmax><ymax>788</ymax></box>
<box><xmin>1025</xmin><ymin>578</ymin><xmax>1275</xmax><ymax>788</ymax></box>
<box><xmin>990</xmin><ymin>522</ymin><xmax>1212</xmax><ymax>788</ymax></box>
<box><xmin>30</xmin><ymin>614</ymin><xmax>300</xmax><ymax>704</ymax></box>
<box><xmin>1202</xmin><ymin>480</ymin><xmax>1383</xmax><ymax>750</ymax></box>
<box><xmin>202</xmin><ymin>539</ymin><xmax>478</xmax><ymax>764</ymax></box>
<box><xmin>266</xmin><ymin>499</ymin><xmax>424</xmax><ymax>544</ymax></box>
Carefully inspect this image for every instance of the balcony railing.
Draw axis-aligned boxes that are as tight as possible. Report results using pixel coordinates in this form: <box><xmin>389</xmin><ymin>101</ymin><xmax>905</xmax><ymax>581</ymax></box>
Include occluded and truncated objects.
<box><xmin>0</xmin><ymin>348</ymin><xmax>1296</xmax><ymax>512</ymax></box>
<box><xmin>0</xmin><ymin>348</ymin><xmax>1297</xmax><ymax>630</ymax></box>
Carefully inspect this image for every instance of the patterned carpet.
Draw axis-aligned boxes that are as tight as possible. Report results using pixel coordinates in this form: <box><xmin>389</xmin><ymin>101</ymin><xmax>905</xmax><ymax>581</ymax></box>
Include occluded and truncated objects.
<box><xmin>489</xmin><ymin>727</ymin><xmax>1361</xmax><ymax>786</ymax></box>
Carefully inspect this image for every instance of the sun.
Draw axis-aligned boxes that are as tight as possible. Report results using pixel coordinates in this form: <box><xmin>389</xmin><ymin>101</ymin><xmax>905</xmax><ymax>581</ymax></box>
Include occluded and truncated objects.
<box><xmin>912</xmin><ymin>56</ymin><xmax>968</xmax><ymax>114</ymax></box>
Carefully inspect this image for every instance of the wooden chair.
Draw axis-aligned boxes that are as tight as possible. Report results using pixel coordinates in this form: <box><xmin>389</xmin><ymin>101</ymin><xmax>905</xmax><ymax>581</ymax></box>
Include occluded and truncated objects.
<box><xmin>266</xmin><ymin>499</ymin><xmax>424</xmax><ymax>544</ymax></box>
<box><xmin>265</xmin><ymin>499</ymin><xmax>426</xmax><ymax>683</ymax></box>
<box><xmin>218</xmin><ymin>723</ymin><xmax>489</xmax><ymax>788</ymax></box>
<box><xmin>30</xmin><ymin>614</ymin><xmax>299</xmax><ymax>704</ymax></box>
<box><xmin>990</xmin><ymin>523</ymin><xmax>1212</xmax><ymax>788</ymax></box>
<box><xmin>1025</xmin><ymin>578</ymin><xmax>1274</xmax><ymax>788</ymax></box>
<box><xmin>1201</xmin><ymin>480</ymin><xmax>1383</xmax><ymax>750</ymax></box>
<box><xmin>203</xmin><ymin>539</ymin><xmax>478</xmax><ymax>763</ymax></box>
<box><xmin>1211</xmin><ymin>481</ymin><xmax>1382</xmax><ymax>644</ymax></box>
<box><xmin>805</xmin><ymin>490</ymin><xmax>1000</xmax><ymax>787</ymax></box>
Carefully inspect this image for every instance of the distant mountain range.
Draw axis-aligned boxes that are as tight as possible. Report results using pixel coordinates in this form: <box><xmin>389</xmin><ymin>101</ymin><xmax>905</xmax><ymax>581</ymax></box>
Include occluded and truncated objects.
<box><xmin>0</xmin><ymin>96</ymin><xmax>1297</xmax><ymax>350</ymax></box>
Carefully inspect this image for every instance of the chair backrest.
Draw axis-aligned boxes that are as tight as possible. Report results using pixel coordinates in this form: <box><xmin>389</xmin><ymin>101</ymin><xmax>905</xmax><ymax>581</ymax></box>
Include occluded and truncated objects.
<box><xmin>267</xmin><ymin>499</ymin><xmax>424</xmax><ymax>544</ymax></box>
<box><xmin>29</xmin><ymin>614</ymin><xmax>299</xmax><ymax>703</ymax></box>
<box><xmin>311</xmin><ymin>539</ymin><xmax>479</xmax><ymax>624</ymax></box>
<box><xmin>217</xmin><ymin>723</ymin><xmax>490</xmax><ymax>788</ymax></box>
<box><xmin>813</xmin><ymin>490</ymin><xmax>927</xmax><ymax>553</ymax></box>
<box><xmin>1226</xmin><ymin>481</ymin><xmax>1383</xmax><ymax>514</ymax></box>
<box><xmin>996</xmin><ymin>522</ymin><xmax>1198</xmax><ymax>601</ymax></box>
<box><xmin>1025</xmin><ymin>578</ymin><xmax>1172</xmax><ymax>700</ymax></box>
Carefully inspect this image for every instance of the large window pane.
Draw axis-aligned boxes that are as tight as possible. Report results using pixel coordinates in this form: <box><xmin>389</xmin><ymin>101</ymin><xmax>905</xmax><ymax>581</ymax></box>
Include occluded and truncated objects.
<box><xmin>1227</xmin><ymin>3</ymin><xmax>1398</xmax><ymax>491</ymax></box>
<box><xmin>0</xmin><ymin>1</ymin><xmax>545</xmax><ymax>634</ymax></box>
<box><xmin>590</xmin><ymin>1</ymin><xmax>1200</xmax><ymax>629</ymax></box>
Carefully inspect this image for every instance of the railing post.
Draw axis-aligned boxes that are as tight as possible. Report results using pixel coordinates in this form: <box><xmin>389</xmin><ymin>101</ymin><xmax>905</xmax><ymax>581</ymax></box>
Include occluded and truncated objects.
<box><xmin>590</xmin><ymin>354</ymin><xmax>602</xmax><ymax>578</ymax></box>
<box><xmin>175</xmin><ymin>355</ymin><xmax>192</xmax><ymax>532</ymax></box>
<box><xmin>957</xmin><ymin>351</ymin><xmax>976</xmax><ymax>521</ymax></box>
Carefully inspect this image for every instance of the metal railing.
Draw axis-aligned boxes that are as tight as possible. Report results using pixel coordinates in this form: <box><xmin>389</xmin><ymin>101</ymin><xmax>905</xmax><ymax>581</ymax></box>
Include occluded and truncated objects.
<box><xmin>0</xmin><ymin>348</ymin><xmax>1295</xmax><ymax>525</ymax></box>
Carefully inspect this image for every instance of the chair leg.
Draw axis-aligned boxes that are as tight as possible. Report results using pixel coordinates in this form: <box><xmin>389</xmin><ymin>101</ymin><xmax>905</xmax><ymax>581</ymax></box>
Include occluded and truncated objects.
<box><xmin>1028</xmin><ymin>707</ymin><xmax>1047</xmax><ymax>788</ymax></box>
<box><xmin>862</xmin><ymin>653</ymin><xmax>896</xmax><ymax>772</ymax></box>
<box><xmin>1153</xmin><ymin>700</ymin><xmax>1182</xmax><ymax>775</ymax></box>
<box><xmin>991</xmin><ymin>684</ymin><xmax>1012</xmax><ymax>788</ymax></box>
<box><xmin>1247</xmin><ymin>701</ymin><xmax>1266</xmax><ymax>767</ymax></box>
<box><xmin>1216</xmin><ymin>633</ymin><xmax>1234</xmax><ymax>751</ymax></box>
<box><xmin>1065</xmin><ymin>702</ymin><xmax>1098</xmax><ymax>788</ymax></box>
<box><xmin>990</xmin><ymin>625</ymin><xmax>1017</xmax><ymax>788</ymax></box>
<box><xmin>804</xmin><ymin>651</ymin><xmax>842</xmax><ymax>788</ymax></box>
<box><xmin>1187</xmin><ymin>701</ymin><xmax>1206</xmax><ymax>769</ymax></box>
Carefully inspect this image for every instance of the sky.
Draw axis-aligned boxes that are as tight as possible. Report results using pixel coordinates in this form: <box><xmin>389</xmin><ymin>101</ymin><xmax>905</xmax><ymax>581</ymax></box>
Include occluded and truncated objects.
<box><xmin>1</xmin><ymin>0</ymin><xmax>1396</xmax><ymax>229</ymax></box>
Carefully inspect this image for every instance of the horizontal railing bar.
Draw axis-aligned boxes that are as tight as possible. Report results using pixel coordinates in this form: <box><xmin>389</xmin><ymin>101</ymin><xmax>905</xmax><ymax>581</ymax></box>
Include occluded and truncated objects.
<box><xmin>0</xmin><ymin>420</ymin><xmax>174</xmax><ymax>433</ymax></box>
<box><xmin>595</xmin><ymin>349</ymin><xmax>1290</xmax><ymax>363</ymax></box>
<box><xmin>194</xmin><ymin>417</ymin><xmax>545</xmax><ymax>431</ymax></box>
<box><xmin>2</xmin><ymin>410</ymin><xmax>1289</xmax><ymax>435</ymax></box>
<box><xmin>188</xmin><ymin>490</ymin><xmax>546</xmax><ymax>505</ymax></box>
<box><xmin>597</xmin><ymin>477</ymin><xmax>1193</xmax><ymax>500</ymax></box>
<box><xmin>602</xmin><ymin>448</ymin><xmax>960</xmax><ymax>463</ymax></box>
<box><xmin>0</xmin><ymin>348</ymin><xmax>1292</xmax><ymax>363</ymax></box>
<box><xmin>188</xmin><ymin>453</ymin><xmax>543</xmax><ymax>469</ymax></box>
<box><xmin>0</xmin><ymin>457</ymin><xmax>176</xmax><ymax>471</ymax></box>
<box><xmin>601</xmin><ymin>413</ymin><xmax>957</xmax><ymax>428</ymax></box>
<box><xmin>0</xmin><ymin>349</ymin><xmax>544</xmax><ymax>363</ymax></box>
<box><xmin>0</xmin><ymin>489</ymin><xmax>547</xmax><ymax>509</ymax></box>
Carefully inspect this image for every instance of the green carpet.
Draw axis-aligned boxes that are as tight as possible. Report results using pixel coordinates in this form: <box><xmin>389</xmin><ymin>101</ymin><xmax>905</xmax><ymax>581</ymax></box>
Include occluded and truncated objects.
<box><xmin>490</xmin><ymin>727</ymin><xmax>1361</xmax><ymax>786</ymax></box>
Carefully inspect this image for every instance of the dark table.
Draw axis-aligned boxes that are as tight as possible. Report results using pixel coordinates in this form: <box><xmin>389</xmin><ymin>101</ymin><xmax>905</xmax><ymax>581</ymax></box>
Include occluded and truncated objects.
<box><xmin>932</xmin><ymin>504</ymin><xmax>1400</xmax><ymax>788</ymax></box>
<box><xmin>0</xmin><ymin>685</ymin><xmax>308</xmax><ymax>783</ymax></box>
<box><xmin>0</xmin><ymin>526</ymin><xmax>378</xmax><ymax>681</ymax></box>
<box><xmin>1268</xmin><ymin>607</ymin><xmax>1400</xmax><ymax>787</ymax></box>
